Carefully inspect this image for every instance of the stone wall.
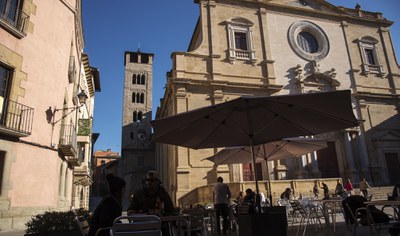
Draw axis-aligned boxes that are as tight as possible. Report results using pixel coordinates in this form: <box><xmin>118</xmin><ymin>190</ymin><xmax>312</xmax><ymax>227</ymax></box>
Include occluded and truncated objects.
<box><xmin>178</xmin><ymin>178</ymin><xmax>394</xmax><ymax>207</ymax></box>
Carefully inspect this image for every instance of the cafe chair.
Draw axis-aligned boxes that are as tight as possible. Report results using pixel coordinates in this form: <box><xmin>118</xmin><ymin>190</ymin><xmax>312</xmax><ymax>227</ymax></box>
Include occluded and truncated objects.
<box><xmin>343</xmin><ymin>202</ymin><xmax>373</xmax><ymax>236</ymax></box>
<box><xmin>180</xmin><ymin>208</ymin><xmax>208</xmax><ymax>236</ymax></box>
<box><xmin>289</xmin><ymin>200</ymin><xmax>324</xmax><ymax>236</ymax></box>
<box><xmin>112</xmin><ymin>215</ymin><xmax>162</xmax><ymax>236</ymax></box>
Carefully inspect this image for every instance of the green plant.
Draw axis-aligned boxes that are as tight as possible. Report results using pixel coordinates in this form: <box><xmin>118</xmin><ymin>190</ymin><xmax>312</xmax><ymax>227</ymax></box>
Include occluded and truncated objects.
<box><xmin>25</xmin><ymin>208</ymin><xmax>91</xmax><ymax>234</ymax></box>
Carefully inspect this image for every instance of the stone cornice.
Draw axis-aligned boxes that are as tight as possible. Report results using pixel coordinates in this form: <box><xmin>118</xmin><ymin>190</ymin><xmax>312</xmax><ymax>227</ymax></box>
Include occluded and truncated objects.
<box><xmin>171</xmin><ymin>77</ymin><xmax>283</xmax><ymax>91</ymax></box>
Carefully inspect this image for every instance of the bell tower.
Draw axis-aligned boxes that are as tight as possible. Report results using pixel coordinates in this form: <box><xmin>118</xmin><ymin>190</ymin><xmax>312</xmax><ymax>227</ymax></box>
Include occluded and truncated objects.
<box><xmin>121</xmin><ymin>51</ymin><xmax>155</xmax><ymax>195</ymax></box>
<box><xmin>122</xmin><ymin>51</ymin><xmax>153</xmax><ymax>149</ymax></box>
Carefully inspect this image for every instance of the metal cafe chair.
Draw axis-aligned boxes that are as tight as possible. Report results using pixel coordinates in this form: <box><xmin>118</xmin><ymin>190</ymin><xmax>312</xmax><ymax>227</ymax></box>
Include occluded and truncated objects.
<box><xmin>343</xmin><ymin>202</ymin><xmax>373</xmax><ymax>236</ymax></box>
<box><xmin>111</xmin><ymin>215</ymin><xmax>162</xmax><ymax>236</ymax></box>
<box><xmin>180</xmin><ymin>208</ymin><xmax>208</xmax><ymax>236</ymax></box>
<box><xmin>289</xmin><ymin>200</ymin><xmax>324</xmax><ymax>236</ymax></box>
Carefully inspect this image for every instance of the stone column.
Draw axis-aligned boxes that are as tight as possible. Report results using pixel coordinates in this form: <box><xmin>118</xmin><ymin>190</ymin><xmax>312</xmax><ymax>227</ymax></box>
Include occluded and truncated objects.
<box><xmin>344</xmin><ymin>132</ymin><xmax>359</xmax><ymax>181</ymax></box>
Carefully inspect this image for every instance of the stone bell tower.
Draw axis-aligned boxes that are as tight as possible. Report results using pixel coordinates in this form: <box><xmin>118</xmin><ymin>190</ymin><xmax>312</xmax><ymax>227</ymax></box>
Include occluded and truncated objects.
<box><xmin>121</xmin><ymin>51</ymin><xmax>155</xmax><ymax>196</ymax></box>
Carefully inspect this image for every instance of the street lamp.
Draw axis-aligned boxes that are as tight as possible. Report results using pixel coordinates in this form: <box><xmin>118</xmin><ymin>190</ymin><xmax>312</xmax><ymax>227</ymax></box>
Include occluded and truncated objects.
<box><xmin>51</xmin><ymin>90</ymin><xmax>88</xmax><ymax>126</ymax></box>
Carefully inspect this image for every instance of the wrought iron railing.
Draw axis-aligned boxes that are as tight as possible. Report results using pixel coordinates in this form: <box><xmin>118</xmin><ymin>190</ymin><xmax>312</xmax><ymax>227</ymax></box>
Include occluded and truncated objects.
<box><xmin>0</xmin><ymin>3</ymin><xmax>29</xmax><ymax>34</ymax></box>
<box><xmin>0</xmin><ymin>98</ymin><xmax>34</xmax><ymax>136</ymax></box>
<box><xmin>59</xmin><ymin>124</ymin><xmax>77</xmax><ymax>153</ymax></box>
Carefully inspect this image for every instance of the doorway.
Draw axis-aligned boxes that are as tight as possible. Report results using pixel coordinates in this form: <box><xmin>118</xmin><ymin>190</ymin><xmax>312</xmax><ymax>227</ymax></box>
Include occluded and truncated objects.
<box><xmin>317</xmin><ymin>141</ymin><xmax>340</xmax><ymax>178</ymax></box>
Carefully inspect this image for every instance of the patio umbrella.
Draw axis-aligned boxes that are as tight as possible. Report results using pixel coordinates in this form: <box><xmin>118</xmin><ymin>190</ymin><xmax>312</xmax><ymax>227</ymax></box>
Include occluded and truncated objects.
<box><xmin>204</xmin><ymin>137</ymin><xmax>328</xmax><ymax>204</ymax></box>
<box><xmin>204</xmin><ymin>138</ymin><xmax>327</xmax><ymax>165</ymax></box>
<box><xmin>152</xmin><ymin>90</ymin><xmax>358</xmax><ymax>211</ymax></box>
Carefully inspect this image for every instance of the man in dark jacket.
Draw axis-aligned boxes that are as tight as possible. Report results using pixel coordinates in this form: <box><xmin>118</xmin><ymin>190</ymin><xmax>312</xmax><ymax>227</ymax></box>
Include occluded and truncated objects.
<box><xmin>127</xmin><ymin>171</ymin><xmax>174</xmax><ymax>215</ymax></box>
<box><xmin>88</xmin><ymin>173</ymin><xmax>126</xmax><ymax>236</ymax></box>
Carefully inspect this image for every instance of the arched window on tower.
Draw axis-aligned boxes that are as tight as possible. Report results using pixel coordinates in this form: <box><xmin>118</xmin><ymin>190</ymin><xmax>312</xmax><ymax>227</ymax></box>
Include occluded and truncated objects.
<box><xmin>138</xmin><ymin>111</ymin><xmax>143</xmax><ymax>122</ymax></box>
<box><xmin>136</xmin><ymin>93</ymin><xmax>140</xmax><ymax>103</ymax></box>
<box><xmin>140</xmin><ymin>93</ymin><xmax>145</xmax><ymax>103</ymax></box>
<box><xmin>132</xmin><ymin>92</ymin><xmax>136</xmax><ymax>103</ymax></box>
<box><xmin>133</xmin><ymin>111</ymin><xmax>137</xmax><ymax>122</ymax></box>
<box><xmin>141</xmin><ymin>74</ymin><xmax>146</xmax><ymax>85</ymax></box>
<box><xmin>132</xmin><ymin>74</ymin><xmax>137</xmax><ymax>84</ymax></box>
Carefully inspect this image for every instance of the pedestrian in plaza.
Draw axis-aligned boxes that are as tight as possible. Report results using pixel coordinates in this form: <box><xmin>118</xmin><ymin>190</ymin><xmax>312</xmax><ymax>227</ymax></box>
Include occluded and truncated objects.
<box><xmin>313</xmin><ymin>181</ymin><xmax>319</xmax><ymax>198</ymax></box>
<box><xmin>280</xmin><ymin>187</ymin><xmax>293</xmax><ymax>200</ymax></box>
<box><xmin>345</xmin><ymin>179</ymin><xmax>354</xmax><ymax>196</ymax></box>
<box><xmin>321</xmin><ymin>182</ymin><xmax>329</xmax><ymax>199</ymax></box>
<box><xmin>88</xmin><ymin>173</ymin><xmax>126</xmax><ymax>236</ymax></box>
<box><xmin>213</xmin><ymin>176</ymin><xmax>231</xmax><ymax>235</ymax></box>
<box><xmin>359</xmin><ymin>177</ymin><xmax>372</xmax><ymax>198</ymax></box>
<box><xmin>335</xmin><ymin>179</ymin><xmax>345</xmax><ymax>197</ymax></box>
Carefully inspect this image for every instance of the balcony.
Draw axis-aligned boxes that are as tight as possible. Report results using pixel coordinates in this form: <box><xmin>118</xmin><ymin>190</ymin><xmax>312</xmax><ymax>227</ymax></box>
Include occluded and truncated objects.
<box><xmin>0</xmin><ymin>98</ymin><xmax>34</xmax><ymax>137</ymax></box>
<box><xmin>58</xmin><ymin>124</ymin><xmax>78</xmax><ymax>163</ymax></box>
<box><xmin>0</xmin><ymin>4</ymin><xmax>29</xmax><ymax>38</ymax></box>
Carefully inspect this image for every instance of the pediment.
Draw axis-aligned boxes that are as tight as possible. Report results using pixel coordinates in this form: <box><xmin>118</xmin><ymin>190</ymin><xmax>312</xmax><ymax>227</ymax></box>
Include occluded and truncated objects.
<box><xmin>265</xmin><ymin>0</ymin><xmax>347</xmax><ymax>15</ymax></box>
<box><xmin>373</xmin><ymin>131</ymin><xmax>400</xmax><ymax>141</ymax></box>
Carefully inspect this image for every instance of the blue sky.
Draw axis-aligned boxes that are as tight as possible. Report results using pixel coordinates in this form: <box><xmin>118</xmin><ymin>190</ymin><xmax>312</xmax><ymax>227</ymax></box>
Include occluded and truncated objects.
<box><xmin>82</xmin><ymin>0</ymin><xmax>400</xmax><ymax>153</ymax></box>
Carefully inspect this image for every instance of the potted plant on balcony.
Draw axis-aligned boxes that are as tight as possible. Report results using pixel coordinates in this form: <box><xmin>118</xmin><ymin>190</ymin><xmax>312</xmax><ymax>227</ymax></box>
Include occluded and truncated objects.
<box><xmin>25</xmin><ymin>208</ymin><xmax>90</xmax><ymax>236</ymax></box>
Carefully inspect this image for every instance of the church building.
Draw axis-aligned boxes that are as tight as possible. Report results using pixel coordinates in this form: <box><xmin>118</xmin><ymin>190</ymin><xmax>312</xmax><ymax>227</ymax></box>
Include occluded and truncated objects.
<box><xmin>155</xmin><ymin>0</ymin><xmax>400</xmax><ymax>204</ymax></box>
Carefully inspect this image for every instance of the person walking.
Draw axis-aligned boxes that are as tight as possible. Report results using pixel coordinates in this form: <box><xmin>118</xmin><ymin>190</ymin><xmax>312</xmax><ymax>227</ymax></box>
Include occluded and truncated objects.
<box><xmin>335</xmin><ymin>179</ymin><xmax>345</xmax><ymax>197</ymax></box>
<box><xmin>213</xmin><ymin>176</ymin><xmax>231</xmax><ymax>235</ymax></box>
<box><xmin>313</xmin><ymin>181</ymin><xmax>319</xmax><ymax>198</ymax></box>
<box><xmin>359</xmin><ymin>177</ymin><xmax>372</xmax><ymax>198</ymax></box>
<box><xmin>321</xmin><ymin>182</ymin><xmax>330</xmax><ymax>199</ymax></box>
<box><xmin>345</xmin><ymin>179</ymin><xmax>354</xmax><ymax>196</ymax></box>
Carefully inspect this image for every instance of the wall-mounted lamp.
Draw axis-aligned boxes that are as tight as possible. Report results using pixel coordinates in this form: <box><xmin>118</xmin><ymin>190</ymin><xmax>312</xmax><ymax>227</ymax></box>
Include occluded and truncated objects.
<box><xmin>49</xmin><ymin>90</ymin><xmax>88</xmax><ymax>126</ymax></box>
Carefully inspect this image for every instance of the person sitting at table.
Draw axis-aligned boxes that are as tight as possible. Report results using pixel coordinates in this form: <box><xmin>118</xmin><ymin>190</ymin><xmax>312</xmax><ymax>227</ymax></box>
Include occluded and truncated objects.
<box><xmin>127</xmin><ymin>171</ymin><xmax>174</xmax><ymax>215</ymax></box>
<box><xmin>235</xmin><ymin>191</ymin><xmax>244</xmax><ymax>205</ymax></box>
<box><xmin>335</xmin><ymin>179</ymin><xmax>344</xmax><ymax>197</ymax></box>
<box><xmin>88</xmin><ymin>173</ymin><xmax>126</xmax><ymax>236</ymax></box>
<box><xmin>280</xmin><ymin>187</ymin><xmax>293</xmax><ymax>200</ymax></box>
<box><xmin>321</xmin><ymin>182</ymin><xmax>329</xmax><ymax>199</ymax></box>
<box><xmin>243</xmin><ymin>188</ymin><xmax>255</xmax><ymax>204</ymax></box>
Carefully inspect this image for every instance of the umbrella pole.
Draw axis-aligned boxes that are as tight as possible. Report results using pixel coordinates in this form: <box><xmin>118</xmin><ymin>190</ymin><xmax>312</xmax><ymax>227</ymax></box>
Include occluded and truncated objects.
<box><xmin>250</xmin><ymin>137</ymin><xmax>261</xmax><ymax>214</ymax></box>
<box><xmin>262</xmin><ymin>144</ymin><xmax>273</xmax><ymax>206</ymax></box>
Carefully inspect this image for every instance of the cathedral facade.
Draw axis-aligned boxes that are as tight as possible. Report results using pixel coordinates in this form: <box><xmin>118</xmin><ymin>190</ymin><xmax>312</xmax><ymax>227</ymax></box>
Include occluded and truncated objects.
<box><xmin>155</xmin><ymin>0</ymin><xmax>399</xmax><ymax>203</ymax></box>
